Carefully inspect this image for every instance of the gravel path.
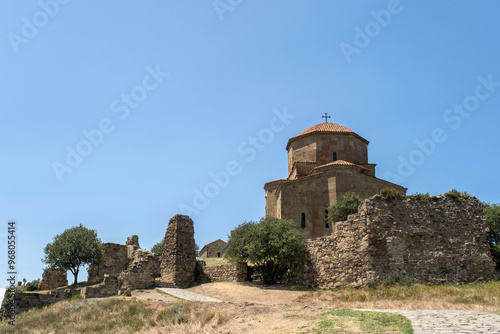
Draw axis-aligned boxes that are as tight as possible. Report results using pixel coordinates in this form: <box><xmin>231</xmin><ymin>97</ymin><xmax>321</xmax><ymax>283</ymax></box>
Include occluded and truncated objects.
<box><xmin>356</xmin><ymin>309</ymin><xmax>500</xmax><ymax>333</ymax></box>
<box><xmin>156</xmin><ymin>288</ymin><xmax>223</xmax><ymax>303</ymax></box>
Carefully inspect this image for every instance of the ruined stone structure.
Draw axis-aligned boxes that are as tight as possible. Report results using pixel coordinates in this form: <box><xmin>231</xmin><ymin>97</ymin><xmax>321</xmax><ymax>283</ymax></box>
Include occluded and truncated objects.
<box><xmin>197</xmin><ymin>261</ymin><xmax>247</xmax><ymax>282</ymax></box>
<box><xmin>199</xmin><ymin>239</ymin><xmax>227</xmax><ymax>258</ymax></box>
<box><xmin>160</xmin><ymin>215</ymin><xmax>197</xmax><ymax>288</ymax></box>
<box><xmin>87</xmin><ymin>235</ymin><xmax>160</xmax><ymax>291</ymax></box>
<box><xmin>288</xmin><ymin>194</ymin><xmax>497</xmax><ymax>288</ymax></box>
<box><xmin>87</xmin><ymin>243</ymin><xmax>129</xmax><ymax>283</ymax></box>
<box><xmin>265</xmin><ymin>122</ymin><xmax>407</xmax><ymax>238</ymax></box>
<box><xmin>80</xmin><ymin>274</ymin><xmax>120</xmax><ymax>298</ymax></box>
<box><xmin>37</xmin><ymin>269</ymin><xmax>68</xmax><ymax>291</ymax></box>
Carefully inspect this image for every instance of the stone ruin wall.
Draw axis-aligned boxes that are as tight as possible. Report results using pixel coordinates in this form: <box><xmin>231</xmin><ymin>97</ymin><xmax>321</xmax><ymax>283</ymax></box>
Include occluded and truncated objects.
<box><xmin>197</xmin><ymin>261</ymin><xmax>247</xmax><ymax>283</ymax></box>
<box><xmin>289</xmin><ymin>194</ymin><xmax>497</xmax><ymax>288</ymax></box>
<box><xmin>87</xmin><ymin>235</ymin><xmax>160</xmax><ymax>292</ymax></box>
<box><xmin>160</xmin><ymin>215</ymin><xmax>197</xmax><ymax>288</ymax></box>
<box><xmin>38</xmin><ymin>269</ymin><xmax>68</xmax><ymax>291</ymax></box>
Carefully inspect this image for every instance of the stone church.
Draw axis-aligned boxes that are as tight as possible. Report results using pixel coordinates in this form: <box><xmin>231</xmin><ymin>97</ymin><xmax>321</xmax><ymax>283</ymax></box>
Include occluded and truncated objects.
<box><xmin>265</xmin><ymin>118</ymin><xmax>407</xmax><ymax>238</ymax></box>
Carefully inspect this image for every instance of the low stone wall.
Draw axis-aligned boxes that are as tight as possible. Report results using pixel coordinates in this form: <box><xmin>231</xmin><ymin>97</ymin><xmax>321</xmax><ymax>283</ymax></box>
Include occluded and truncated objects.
<box><xmin>288</xmin><ymin>194</ymin><xmax>497</xmax><ymax>288</ymax></box>
<box><xmin>198</xmin><ymin>261</ymin><xmax>247</xmax><ymax>282</ymax></box>
<box><xmin>0</xmin><ymin>289</ymin><xmax>80</xmax><ymax>321</ymax></box>
<box><xmin>81</xmin><ymin>274</ymin><xmax>120</xmax><ymax>298</ymax></box>
<box><xmin>38</xmin><ymin>269</ymin><xmax>68</xmax><ymax>291</ymax></box>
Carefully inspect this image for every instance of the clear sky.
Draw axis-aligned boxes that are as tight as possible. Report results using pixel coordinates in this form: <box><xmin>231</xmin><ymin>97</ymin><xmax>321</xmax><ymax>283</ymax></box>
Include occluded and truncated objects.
<box><xmin>1</xmin><ymin>0</ymin><xmax>500</xmax><ymax>283</ymax></box>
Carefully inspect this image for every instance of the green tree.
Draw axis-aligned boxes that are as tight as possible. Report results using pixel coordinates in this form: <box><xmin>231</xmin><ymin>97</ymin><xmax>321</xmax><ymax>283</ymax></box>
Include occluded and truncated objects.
<box><xmin>484</xmin><ymin>203</ymin><xmax>500</xmax><ymax>264</ymax></box>
<box><xmin>225</xmin><ymin>217</ymin><xmax>306</xmax><ymax>284</ymax></box>
<box><xmin>327</xmin><ymin>192</ymin><xmax>362</xmax><ymax>223</ymax></box>
<box><xmin>42</xmin><ymin>224</ymin><xmax>105</xmax><ymax>285</ymax></box>
<box><xmin>151</xmin><ymin>240</ymin><xmax>164</xmax><ymax>255</ymax></box>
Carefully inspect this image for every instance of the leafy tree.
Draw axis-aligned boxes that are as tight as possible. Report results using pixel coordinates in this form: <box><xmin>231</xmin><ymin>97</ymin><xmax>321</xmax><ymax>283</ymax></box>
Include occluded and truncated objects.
<box><xmin>151</xmin><ymin>240</ymin><xmax>164</xmax><ymax>255</ymax></box>
<box><xmin>327</xmin><ymin>192</ymin><xmax>362</xmax><ymax>223</ymax></box>
<box><xmin>484</xmin><ymin>203</ymin><xmax>500</xmax><ymax>264</ymax></box>
<box><xmin>225</xmin><ymin>217</ymin><xmax>306</xmax><ymax>284</ymax></box>
<box><xmin>25</xmin><ymin>279</ymin><xmax>40</xmax><ymax>292</ymax></box>
<box><xmin>42</xmin><ymin>224</ymin><xmax>105</xmax><ymax>285</ymax></box>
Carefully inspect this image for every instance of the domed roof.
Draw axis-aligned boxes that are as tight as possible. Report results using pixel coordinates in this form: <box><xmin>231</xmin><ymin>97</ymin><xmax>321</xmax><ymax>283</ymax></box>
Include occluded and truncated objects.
<box><xmin>296</xmin><ymin>123</ymin><xmax>354</xmax><ymax>136</ymax></box>
<box><xmin>286</xmin><ymin>122</ymin><xmax>369</xmax><ymax>150</ymax></box>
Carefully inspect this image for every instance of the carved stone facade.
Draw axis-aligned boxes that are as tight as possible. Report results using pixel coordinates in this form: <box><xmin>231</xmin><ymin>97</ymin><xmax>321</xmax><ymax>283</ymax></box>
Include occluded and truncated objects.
<box><xmin>265</xmin><ymin>122</ymin><xmax>407</xmax><ymax>238</ymax></box>
<box><xmin>288</xmin><ymin>194</ymin><xmax>497</xmax><ymax>288</ymax></box>
<box><xmin>38</xmin><ymin>269</ymin><xmax>68</xmax><ymax>291</ymax></box>
<box><xmin>199</xmin><ymin>239</ymin><xmax>227</xmax><ymax>258</ymax></box>
<box><xmin>160</xmin><ymin>215</ymin><xmax>197</xmax><ymax>288</ymax></box>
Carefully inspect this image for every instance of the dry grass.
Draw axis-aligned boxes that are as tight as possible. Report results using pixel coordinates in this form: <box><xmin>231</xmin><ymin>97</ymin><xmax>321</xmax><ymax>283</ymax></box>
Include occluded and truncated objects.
<box><xmin>296</xmin><ymin>281</ymin><xmax>500</xmax><ymax>311</ymax></box>
<box><xmin>0</xmin><ymin>297</ymin><xmax>226</xmax><ymax>334</ymax></box>
<box><xmin>202</xmin><ymin>257</ymin><xmax>230</xmax><ymax>267</ymax></box>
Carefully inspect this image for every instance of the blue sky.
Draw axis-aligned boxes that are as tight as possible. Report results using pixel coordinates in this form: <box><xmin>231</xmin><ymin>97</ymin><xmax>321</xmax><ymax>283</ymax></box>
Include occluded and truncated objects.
<box><xmin>1</xmin><ymin>0</ymin><xmax>500</xmax><ymax>283</ymax></box>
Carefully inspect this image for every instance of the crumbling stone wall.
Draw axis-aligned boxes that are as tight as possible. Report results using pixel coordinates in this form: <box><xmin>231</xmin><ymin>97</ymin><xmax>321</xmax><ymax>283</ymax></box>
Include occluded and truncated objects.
<box><xmin>120</xmin><ymin>249</ymin><xmax>160</xmax><ymax>291</ymax></box>
<box><xmin>87</xmin><ymin>235</ymin><xmax>160</xmax><ymax>291</ymax></box>
<box><xmin>289</xmin><ymin>194</ymin><xmax>497</xmax><ymax>288</ymax></box>
<box><xmin>38</xmin><ymin>269</ymin><xmax>68</xmax><ymax>291</ymax></box>
<box><xmin>197</xmin><ymin>261</ymin><xmax>247</xmax><ymax>282</ymax></box>
<box><xmin>0</xmin><ymin>289</ymin><xmax>80</xmax><ymax>321</ymax></box>
<box><xmin>81</xmin><ymin>274</ymin><xmax>120</xmax><ymax>298</ymax></box>
<box><xmin>87</xmin><ymin>243</ymin><xmax>129</xmax><ymax>283</ymax></box>
<box><xmin>160</xmin><ymin>215</ymin><xmax>196</xmax><ymax>288</ymax></box>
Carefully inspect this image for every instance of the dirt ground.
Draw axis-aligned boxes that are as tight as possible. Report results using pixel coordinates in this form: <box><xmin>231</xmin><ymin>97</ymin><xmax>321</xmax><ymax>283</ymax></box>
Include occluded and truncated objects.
<box><xmin>130</xmin><ymin>282</ymin><xmax>328</xmax><ymax>334</ymax></box>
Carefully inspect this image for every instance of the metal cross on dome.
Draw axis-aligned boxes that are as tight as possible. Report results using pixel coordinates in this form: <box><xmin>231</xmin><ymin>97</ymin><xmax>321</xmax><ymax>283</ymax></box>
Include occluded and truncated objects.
<box><xmin>322</xmin><ymin>113</ymin><xmax>331</xmax><ymax>123</ymax></box>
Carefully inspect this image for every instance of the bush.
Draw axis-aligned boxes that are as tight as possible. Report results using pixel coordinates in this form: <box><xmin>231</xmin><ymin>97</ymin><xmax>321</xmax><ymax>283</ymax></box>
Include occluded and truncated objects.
<box><xmin>327</xmin><ymin>192</ymin><xmax>362</xmax><ymax>223</ymax></box>
<box><xmin>367</xmin><ymin>272</ymin><xmax>414</xmax><ymax>289</ymax></box>
<box><xmin>380</xmin><ymin>188</ymin><xmax>401</xmax><ymax>201</ymax></box>
<box><xmin>410</xmin><ymin>192</ymin><xmax>431</xmax><ymax>201</ymax></box>
<box><xmin>25</xmin><ymin>279</ymin><xmax>40</xmax><ymax>291</ymax></box>
<box><xmin>151</xmin><ymin>240</ymin><xmax>164</xmax><ymax>255</ymax></box>
<box><xmin>484</xmin><ymin>203</ymin><xmax>500</xmax><ymax>264</ymax></box>
<box><xmin>444</xmin><ymin>189</ymin><xmax>469</xmax><ymax>198</ymax></box>
<box><xmin>225</xmin><ymin>217</ymin><xmax>306</xmax><ymax>284</ymax></box>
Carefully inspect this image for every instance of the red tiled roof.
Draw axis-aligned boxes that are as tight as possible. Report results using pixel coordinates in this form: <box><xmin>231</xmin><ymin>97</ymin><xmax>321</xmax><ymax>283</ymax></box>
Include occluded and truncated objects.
<box><xmin>296</xmin><ymin>123</ymin><xmax>354</xmax><ymax>136</ymax></box>
<box><xmin>310</xmin><ymin>160</ymin><xmax>369</xmax><ymax>173</ymax></box>
<box><xmin>286</xmin><ymin>123</ymin><xmax>369</xmax><ymax>150</ymax></box>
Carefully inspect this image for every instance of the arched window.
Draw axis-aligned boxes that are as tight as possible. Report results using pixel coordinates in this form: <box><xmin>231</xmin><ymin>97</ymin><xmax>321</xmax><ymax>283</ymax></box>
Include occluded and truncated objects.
<box><xmin>325</xmin><ymin>210</ymin><xmax>329</xmax><ymax>229</ymax></box>
<box><xmin>333</xmin><ymin>152</ymin><xmax>337</xmax><ymax>162</ymax></box>
<box><xmin>301</xmin><ymin>213</ymin><xmax>306</xmax><ymax>229</ymax></box>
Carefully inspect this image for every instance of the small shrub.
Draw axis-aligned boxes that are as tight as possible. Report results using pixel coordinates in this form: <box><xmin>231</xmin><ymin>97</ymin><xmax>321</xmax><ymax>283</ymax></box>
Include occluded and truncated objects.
<box><xmin>370</xmin><ymin>194</ymin><xmax>381</xmax><ymax>199</ymax></box>
<box><xmin>411</xmin><ymin>192</ymin><xmax>430</xmax><ymax>201</ymax></box>
<box><xmin>444</xmin><ymin>189</ymin><xmax>469</xmax><ymax>198</ymax></box>
<box><xmin>25</xmin><ymin>279</ymin><xmax>40</xmax><ymax>291</ymax></box>
<box><xmin>367</xmin><ymin>272</ymin><xmax>414</xmax><ymax>289</ymax></box>
<box><xmin>70</xmin><ymin>294</ymin><xmax>83</xmax><ymax>300</ymax></box>
<box><xmin>328</xmin><ymin>192</ymin><xmax>362</xmax><ymax>223</ymax></box>
<box><xmin>380</xmin><ymin>188</ymin><xmax>401</xmax><ymax>201</ymax></box>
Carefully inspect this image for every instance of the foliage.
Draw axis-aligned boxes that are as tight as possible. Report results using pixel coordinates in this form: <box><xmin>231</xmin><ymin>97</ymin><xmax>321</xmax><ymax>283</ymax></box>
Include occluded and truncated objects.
<box><xmin>484</xmin><ymin>203</ymin><xmax>500</xmax><ymax>264</ymax></box>
<box><xmin>25</xmin><ymin>279</ymin><xmax>40</xmax><ymax>292</ymax></box>
<box><xmin>410</xmin><ymin>192</ymin><xmax>430</xmax><ymax>201</ymax></box>
<box><xmin>327</xmin><ymin>192</ymin><xmax>362</xmax><ymax>223</ymax></box>
<box><xmin>151</xmin><ymin>240</ymin><xmax>164</xmax><ymax>255</ymax></box>
<box><xmin>367</xmin><ymin>272</ymin><xmax>415</xmax><ymax>289</ymax></box>
<box><xmin>42</xmin><ymin>224</ymin><xmax>105</xmax><ymax>285</ymax></box>
<box><xmin>225</xmin><ymin>217</ymin><xmax>307</xmax><ymax>284</ymax></box>
<box><xmin>444</xmin><ymin>189</ymin><xmax>469</xmax><ymax>198</ymax></box>
<box><xmin>380</xmin><ymin>188</ymin><xmax>402</xmax><ymax>201</ymax></box>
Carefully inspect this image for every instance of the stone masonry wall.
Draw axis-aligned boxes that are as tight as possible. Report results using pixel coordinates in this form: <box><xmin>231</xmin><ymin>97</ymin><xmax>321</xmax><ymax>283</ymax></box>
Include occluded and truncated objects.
<box><xmin>38</xmin><ymin>269</ymin><xmax>68</xmax><ymax>291</ymax></box>
<box><xmin>197</xmin><ymin>261</ymin><xmax>247</xmax><ymax>282</ymax></box>
<box><xmin>87</xmin><ymin>243</ymin><xmax>129</xmax><ymax>283</ymax></box>
<box><xmin>288</xmin><ymin>194</ymin><xmax>497</xmax><ymax>288</ymax></box>
<box><xmin>160</xmin><ymin>215</ymin><xmax>196</xmax><ymax>288</ymax></box>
